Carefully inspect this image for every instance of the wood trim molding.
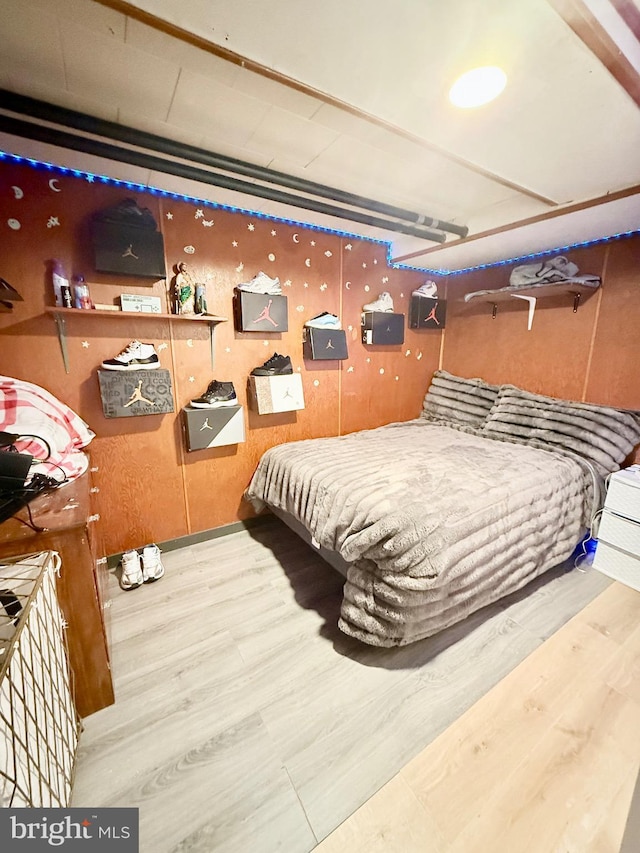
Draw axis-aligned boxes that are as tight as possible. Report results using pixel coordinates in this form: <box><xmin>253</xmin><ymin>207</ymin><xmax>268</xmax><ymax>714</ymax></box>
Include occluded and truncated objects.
<box><xmin>546</xmin><ymin>0</ymin><xmax>640</xmax><ymax>108</ymax></box>
<box><xmin>391</xmin><ymin>183</ymin><xmax>640</xmax><ymax>263</ymax></box>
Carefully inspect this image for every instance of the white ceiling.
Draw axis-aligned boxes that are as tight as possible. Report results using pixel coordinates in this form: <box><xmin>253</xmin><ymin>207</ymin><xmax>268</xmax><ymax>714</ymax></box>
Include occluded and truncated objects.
<box><xmin>1</xmin><ymin>0</ymin><xmax>639</xmax><ymax>271</ymax></box>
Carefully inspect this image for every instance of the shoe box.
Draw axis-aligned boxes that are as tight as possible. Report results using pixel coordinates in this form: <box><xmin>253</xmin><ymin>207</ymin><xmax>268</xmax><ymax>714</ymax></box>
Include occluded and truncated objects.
<box><xmin>248</xmin><ymin>374</ymin><xmax>305</xmax><ymax>414</ymax></box>
<box><xmin>91</xmin><ymin>222</ymin><xmax>166</xmax><ymax>278</ymax></box>
<box><xmin>97</xmin><ymin>369</ymin><xmax>175</xmax><ymax>418</ymax></box>
<box><xmin>234</xmin><ymin>291</ymin><xmax>288</xmax><ymax>332</ymax></box>
<box><xmin>182</xmin><ymin>405</ymin><xmax>245</xmax><ymax>451</ymax></box>
<box><xmin>361</xmin><ymin>312</ymin><xmax>405</xmax><ymax>345</ymax></box>
<box><xmin>409</xmin><ymin>296</ymin><xmax>447</xmax><ymax>329</ymax></box>
<box><xmin>303</xmin><ymin>327</ymin><xmax>348</xmax><ymax>360</ymax></box>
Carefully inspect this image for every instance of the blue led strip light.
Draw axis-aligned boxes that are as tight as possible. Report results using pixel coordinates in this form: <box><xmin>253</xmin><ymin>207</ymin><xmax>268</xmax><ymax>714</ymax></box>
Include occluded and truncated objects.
<box><xmin>2</xmin><ymin>149</ymin><xmax>638</xmax><ymax>277</ymax></box>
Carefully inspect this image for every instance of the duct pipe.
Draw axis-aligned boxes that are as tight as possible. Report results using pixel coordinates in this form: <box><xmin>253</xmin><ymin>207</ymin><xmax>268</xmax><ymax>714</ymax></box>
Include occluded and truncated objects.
<box><xmin>0</xmin><ymin>114</ymin><xmax>448</xmax><ymax>242</ymax></box>
<box><xmin>0</xmin><ymin>89</ymin><xmax>467</xmax><ymax>239</ymax></box>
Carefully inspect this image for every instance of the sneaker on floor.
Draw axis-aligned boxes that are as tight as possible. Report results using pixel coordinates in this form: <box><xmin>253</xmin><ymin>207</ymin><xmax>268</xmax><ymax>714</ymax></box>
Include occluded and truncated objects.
<box><xmin>101</xmin><ymin>340</ymin><xmax>160</xmax><ymax>371</ymax></box>
<box><xmin>190</xmin><ymin>380</ymin><xmax>237</xmax><ymax>408</ymax></box>
<box><xmin>251</xmin><ymin>352</ymin><xmax>293</xmax><ymax>376</ymax></box>
<box><xmin>362</xmin><ymin>291</ymin><xmax>394</xmax><ymax>312</ymax></box>
<box><xmin>236</xmin><ymin>272</ymin><xmax>281</xmax><ymax>295</ymax></box>
<box><xmin>120</xmin><ymin>549</ymin><xmax>143</xmax><ymax>590</ymax></box>
<box><xmin>304</xmin><ymin>313</ymin><xmax>342</xmax><ymax>330</ymax></box>
<box><xmin>142</xmin><ymin>544</ymin><xmax>165</xmax><ymax>583</ymax></box>
<box><xmin>412</xmin><ymin>280</ymin><xmax>438</xmax><ymax>298</ymax></box>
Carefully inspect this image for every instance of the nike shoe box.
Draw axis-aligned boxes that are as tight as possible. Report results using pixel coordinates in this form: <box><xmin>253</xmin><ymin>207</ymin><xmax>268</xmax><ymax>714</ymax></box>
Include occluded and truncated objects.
<box><xmin>303</xmin><ymin>328</ymin><xmax>348</xmax><ymax>360</ymax></box>
<box><xmin>409</xmin><ymin>296</ymin><xmax>447</xmax><ymax>329</ymax></box>
<box><xmin>234</xmin><ymin>291</ymin><xmax>288</xmax><ymax>332</ymax></box>
<box><xmin>248</xmin><ymin>374</ymin><xmax>305</xmax><ymax>414</ymax></box>
<box><xmin>182</xmin><ymin>405</ymin><xmax>245</xmax><ymax>451</ymax></box>
<box><xmin>91</xmin><ymin>222</ymin><xmax>166</xmax><ymax>278</ymax></box>
<box><xmin>361</xmin><ymin>312</ymin><xmax>405</xmax><ymax>345</ymax></box>
<box><xmin>97</xmin><ymin>369</ymin><xmax>174</xmax><ymax>418</ymax></box>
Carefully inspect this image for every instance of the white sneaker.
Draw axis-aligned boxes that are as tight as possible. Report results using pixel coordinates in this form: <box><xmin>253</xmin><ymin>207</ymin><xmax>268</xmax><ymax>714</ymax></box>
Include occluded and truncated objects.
<box><xmin>362</xmin><ymin>292</ymin><xmax>394</xmax><ymax>312</ymax></box>
<box><xmin>412</xmin><ymin>280</ymin><xmax>438</xmax><ymax>298</ymax></box>
<box><xmin>142</xmin><ymin>544</ymin><xmax>165</xmax><ymax>583</ymax></box>
<box><xmin>236</xmin><ymin>272</ymin><xmax>281</xmax><ymax>295</ymax></box>
<box><xmin>304</xmin><ymin>312</ymin><xmax>342</xmax><ymax>330</ymax></box>
<box><xmin>120</xmin><ymin>549</ymin><xmax>143</xmax><ymax>590</ymax></box>
<box><xmin>101</xmin><ymin>340</ymin><xmax>160</xmax><ymax>371</ymax></box>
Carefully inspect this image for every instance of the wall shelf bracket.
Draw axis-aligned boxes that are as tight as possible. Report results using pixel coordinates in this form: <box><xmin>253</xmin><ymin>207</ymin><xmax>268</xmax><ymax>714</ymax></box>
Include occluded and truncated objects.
<box><xmin>53</xmin><ymin>312</ymin><xmax>70</xmax><ymax>374</ymax></box>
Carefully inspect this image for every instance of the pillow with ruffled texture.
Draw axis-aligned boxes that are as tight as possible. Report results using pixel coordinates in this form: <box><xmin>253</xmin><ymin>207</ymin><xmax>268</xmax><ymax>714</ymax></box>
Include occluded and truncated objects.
<box><xmin>421</xmin><ymin>370</ymin><xmax>500</xmax><ymax>430</ymax></box>
<box><xmin>482</xmin><ymin>385</ymin><xmax>640</xmax><ymax>476</ymax></box>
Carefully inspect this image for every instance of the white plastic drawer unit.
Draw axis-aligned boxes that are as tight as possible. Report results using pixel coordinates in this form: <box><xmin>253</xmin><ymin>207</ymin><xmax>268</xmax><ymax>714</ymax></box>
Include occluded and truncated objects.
<box><xmin>602</xmin><ymin>466</ymin><xmax>640</xmax><ymax>524</ymax></box>
<box><xmin>593</xmin><ymin>466</ymin><xmax>640</xmax><ymax>592</ymax></box>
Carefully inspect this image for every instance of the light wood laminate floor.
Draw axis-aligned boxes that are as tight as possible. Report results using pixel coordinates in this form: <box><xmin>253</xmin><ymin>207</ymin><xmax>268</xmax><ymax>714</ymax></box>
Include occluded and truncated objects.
<box><xmin>71</xmin><ymin>518</ymin><xmax>637</xmax><ymax>852</ymax></box>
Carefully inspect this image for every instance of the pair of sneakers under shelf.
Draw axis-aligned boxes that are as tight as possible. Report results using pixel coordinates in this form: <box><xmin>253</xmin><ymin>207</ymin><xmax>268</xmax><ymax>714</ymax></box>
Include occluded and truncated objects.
<box><xmin>120</xmin><ymin>544</ymin><xmax>165</xmax><ymax>591</ymax></box>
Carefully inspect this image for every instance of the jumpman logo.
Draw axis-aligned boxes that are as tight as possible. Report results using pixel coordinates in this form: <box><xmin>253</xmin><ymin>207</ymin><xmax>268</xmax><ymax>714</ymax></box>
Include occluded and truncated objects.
<box><xmin>325</xmin><ymin>339</ymin><xmax>335</xmax><ymax>349</ymax></box>
<box><xmin>124</xmin><ymin>380</ymin><xmax>154</xmax><ymax>407</ymax></box>
<box><xmin>122</xmin><ymin>244</ymin><xmax>139</xmax><ymax>259</ymax></box>
<box><xmin>283</xmin><ymin>387</ymin><xmax>294</xmax><ymax>400</ymax></box>
<box><xmin>252</xmin><ymin>299</ymin><xmax>279</xmax><ymax>327</ymax></box>
<box><xmin>199</xmin><ymin>419</ymin><xmax>214</xmax><ymax>431</ymax></box>
<box><xmin>425</xmin><ymin>305</ymin><xmax>440</xmax><ymax>325</ymax></box>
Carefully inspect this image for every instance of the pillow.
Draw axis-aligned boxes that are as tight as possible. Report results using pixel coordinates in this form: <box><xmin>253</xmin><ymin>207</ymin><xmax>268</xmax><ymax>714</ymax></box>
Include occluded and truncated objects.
<box><xmin>421</xmin><ymin>370</ymin><xmax>500</xmax><ymax>429</ymax></box>
<box><xmin>482</xmin><ymin>385</ymin><xmax>640</xmax><ymax>476</ymax></box>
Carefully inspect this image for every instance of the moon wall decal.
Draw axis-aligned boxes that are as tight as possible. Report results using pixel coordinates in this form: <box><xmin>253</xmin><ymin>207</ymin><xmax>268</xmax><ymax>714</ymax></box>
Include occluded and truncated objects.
<box><xmin>345</xmin><ymin>281</ymin><xmax>351</xmax><ymax>289</ymax></box>
<box><xmin>304</xmin><ymin>258</ymin><xmax>311</xmax><ymax>267</ymax></box>
<box><xmin>292</xmin><ymin>233</ymin><xmax>299</xmax><ymax>243</ymax></box>
<box><xmin>49</xmin><ymin>179</ymin><xmax>62</xmax><ymax>192</ymax></box>
<box><xmin>11</xmin><ymin>186</ymin><xmax>24</xmax><ymax>199</ymax></box>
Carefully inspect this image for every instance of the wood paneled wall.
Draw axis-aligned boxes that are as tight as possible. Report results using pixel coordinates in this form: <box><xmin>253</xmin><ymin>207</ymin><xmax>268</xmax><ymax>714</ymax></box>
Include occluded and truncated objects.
<box><xmin>2</xmin><ymin>159</ymin><xmax>638</xmax><ymax>555</ymax></box>
<box><xmin>0</xmin><ymin>160</ymin><xmax>439</xmax><ymax>554</ymax></box>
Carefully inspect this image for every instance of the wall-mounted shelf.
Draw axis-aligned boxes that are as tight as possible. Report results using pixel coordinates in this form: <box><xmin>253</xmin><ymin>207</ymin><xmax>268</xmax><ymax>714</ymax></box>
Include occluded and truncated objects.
<box><xmin>461</xmin><ymin>282</ymin><xmax>600</xmax><ymax>330</ymax></box>
<box><xmin>45</xmin><ymin>307</ymin><xmax>228</xmax><ymax>373</ymax></box>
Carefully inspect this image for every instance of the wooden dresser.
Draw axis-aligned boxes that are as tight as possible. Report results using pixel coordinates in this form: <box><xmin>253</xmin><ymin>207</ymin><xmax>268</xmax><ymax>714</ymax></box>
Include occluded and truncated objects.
<box><xmin>0</xmin><ymin>468</ymin><xmax>114</xmax><ymax>717</ymax></box>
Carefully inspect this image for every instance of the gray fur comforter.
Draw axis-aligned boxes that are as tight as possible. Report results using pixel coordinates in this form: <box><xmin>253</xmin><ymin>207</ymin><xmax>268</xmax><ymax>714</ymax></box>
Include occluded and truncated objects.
<box><xmin>245</xmin><ymin>420</ymin><xmax>594</xmax><ymax>647</ymax></box>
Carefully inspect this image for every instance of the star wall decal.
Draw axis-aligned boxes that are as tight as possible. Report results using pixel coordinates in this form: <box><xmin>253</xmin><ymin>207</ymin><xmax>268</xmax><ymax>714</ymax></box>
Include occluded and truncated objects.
<box><xmin>271</xmin><ymin>229</ymin><xmax>277</xmax><ymax>236</ymax></box>
<box><xmin>283</xmin><ymin>279</ymin><xmax>292</xmax><ymax>287</ymax></box>
<box><xmin>320</xmin><ymin>283</ymin><xmax>328</xmax><ymax>291</ymax></box>
<box><xmin>362</xmin><ymin>262</ymin><xmax>367</xmax><ymax>268</ymax></box>
<box><xmin>345</xmin><ymin>244</ymin><xmax>352</xmax><ymax>251</ymax></box>
<box><xmin>46</xmin><ymin>216</ymin><xmax>60</xmax><ymax>228</ymax></box>
<box><xmin>236</xmin><ymin>262</ymin><xmax>244</xmax><ymax>272</ymax></box>
<box><xmin>85</xmin><ymin>175</ymin><xmax>95</xmax><ymax>183</ymax></box>
<box><xmin>310</xmin><ymin>240</ymin><xmax>316</xmax><ymax>246</ymax></box>
<box><xmin>382</xmin><ymin>276</ymin><xmax>389</xmax><ymax>283</ymax></box>
<box><xmin>158</xmin><ymin>343</ymin><xmax>168</xmax><ymax>352</ymax></box>
<box><xmin>195</xmin><ymin>209</ymin><xmax>204</xmax><ymax>219</ymax></box>
<box><xmin>81</xmin><ymin>340</ymin><xmax>89</xmax><ymax>348</ymax></box>
<box><xmin>166</xmin><ymin>212</ymin><xmax>173</xmax><ymax>220</ymax></box>
<box><xmin>303</xmin><ymin>282</ymin><xmax>309</xmax><ymax>288</ymax></box>
<box><xmin>247</xmin><ymin>223</ymin><xmax>255</xmax><ymax>231</ymax></box>
<box><xmin>225</xmin><ymin>347</ymin><xmax>231</xmax><ymax>353</ymax></box>
<box><xmin>232</xmin><ymin>240</ymin><xmax>238</xmax><ymax>247</ymax></box>
<box><xmin>189</xmin><ymin>376</ymin><xmax>195</xmax><ymax>382</ymax></box>
<box><xmin>347</xmin><ymin>366</ymin><xmax>354</xmax><ymax>373</ymax></box>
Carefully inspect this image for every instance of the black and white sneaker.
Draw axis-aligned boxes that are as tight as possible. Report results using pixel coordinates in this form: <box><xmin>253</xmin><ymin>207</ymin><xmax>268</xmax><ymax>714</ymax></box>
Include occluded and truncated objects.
<box><xmin>190</xmin><ymin>380</ymin><xmax>238</xmax><ymax>408</ymax></box>
<box><xmin>251</xmin><ymin>353</ymin><xmax>293</xmax><ymax>376</ymax></box>
<box><xmin>101</xmin><ymin>340</ymin><xmax>160</xmax><ymax>371</ymax></box>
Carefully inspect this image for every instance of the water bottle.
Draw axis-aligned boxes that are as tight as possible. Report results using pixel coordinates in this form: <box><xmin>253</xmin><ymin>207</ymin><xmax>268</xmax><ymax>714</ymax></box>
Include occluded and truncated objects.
<box><xmin>73</xmin><ymin>274</ymin><xmax>92</xmax><ymax>309</ymax></box>
<box><xmin>52</xmin><ymin>260</ymin><xmax>69</xmax><ymax>307</ymax></box>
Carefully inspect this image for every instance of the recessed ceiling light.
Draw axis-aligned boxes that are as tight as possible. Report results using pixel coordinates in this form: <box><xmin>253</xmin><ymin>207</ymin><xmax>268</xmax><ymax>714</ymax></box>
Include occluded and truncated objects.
<box><xmin>449</xmin><ymin>66</ymin><xmax>507</xmax><ymax>108</ymax></box>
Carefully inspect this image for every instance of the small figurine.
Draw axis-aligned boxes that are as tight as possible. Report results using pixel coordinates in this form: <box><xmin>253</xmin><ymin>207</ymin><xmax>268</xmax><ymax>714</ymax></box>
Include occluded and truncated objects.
<box><xmin>172</xmin><ymin>262</ymin><xmax>195</xmax><ymax>314</ymax></box>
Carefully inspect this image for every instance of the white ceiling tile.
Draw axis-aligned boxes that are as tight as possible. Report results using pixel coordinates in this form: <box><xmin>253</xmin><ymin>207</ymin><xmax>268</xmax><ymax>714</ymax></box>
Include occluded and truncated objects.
<box><xmin>125</xmin><ymin>18</ymin><xmax>240</xmax><ymax>86</ymax></box>
<box><xmin>0</xmin><ymin>0</ymin><xmax>66</xmax><ymax>90</ymax></box>
<box><xmin>60</xmin><ymin>21</ymin><xmax>181</xmax><ymax>122</ymax></box>
<box><xmin>48</xmin><ymin>0</ymin><xmax>126</xmax><ymax>39</ymax></box>
<box><xmin>197</xmin><ymin>134</ymin><xmax>274</xmax><ymax>168</ymax></box>
<box><xmin>4</xmin><ymin>80</ymin><xmax>119</xmax><ymax>123</ymax></box>
<box><xmin>167</xmin><ymin>71</ymin><xmax>270</xmax><ymax>148</ymax></box>
<box><xmin>243</xmin><ymin>106</ymin><xmax>339</xmax><ymax>167</ymax></box>
<box><xmin>117</xmin><ymin>111</ymin><xmax>204</xmax><ymax>149</ymax></box>
<box><xmin>232</xmin><ymin>68</ymin><xmax>322</xmax><ymax>118</ymax></box>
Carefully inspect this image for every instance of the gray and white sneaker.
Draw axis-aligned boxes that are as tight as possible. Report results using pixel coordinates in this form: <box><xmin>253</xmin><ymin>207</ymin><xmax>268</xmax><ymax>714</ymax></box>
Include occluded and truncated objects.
<box><xmin>412</xmin><ymin>280</ymin><xmax>438</xmax><ymax>298</ymax></box>
<box><xmin>236</xmin><ymin>272</ymin><xmax>281</xmax><ymax>295</ymax></box>
<box><xmin>120</xmin><ymin>549</ymin><xmax>143</xmax><ymax>590</ymax></box>
<box><xmin>142</xmin><ymin>544</ymin><xmax>165</xmax><ymax>583</ymax></box>
<box><xmin>101</xmin><ymin>340</ymin><xmax>160</xmax><ymax>371</ymax></box>
<box><xmin>362</xmin><ymin>292</ymin><xmax>394</xmax><ymax>312</ymax></box>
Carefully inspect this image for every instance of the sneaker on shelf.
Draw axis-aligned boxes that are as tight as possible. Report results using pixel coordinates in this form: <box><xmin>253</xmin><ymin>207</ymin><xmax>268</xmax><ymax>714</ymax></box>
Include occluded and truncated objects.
<box><xmin>142</xmin><ymin>544</ymin><xmax>165</xmax><ymax>583</ymax></box>
<box><xmin>120</xmin><ymin>549</ymin><xmax>143</xmax><ymax>591</ymax></box>
<box><xmin>101</xmin><ymin>340</ymin><xmax>160</xmax><ymax>371</ymax></box>
<box><xmin>304</xmin><ymin>313</ymin><xmax>342</xmax><ymax>330</ymax></box>
<box><xmin>236</xmin><ymin>272</ymin><xmax>281</xmax><ymax>295</ymax></box>
<box><xmin>412</xmin><ymin>280</ymin><xmax>438</xmax><ymax>298</ymax></box>
<box><xmin>251</xmin><ymin>352</ymin><xmax>293</xmax><ymax>376</ymax></box>
<box><xmin>190</xmin><ymin>380</ymin><xmax>237</xmax><ymax>408</ymax></box>
<box><xmin>362</xmin><ymin>292</ymin><xmax>394</xmax><ymax>313</ymax></box>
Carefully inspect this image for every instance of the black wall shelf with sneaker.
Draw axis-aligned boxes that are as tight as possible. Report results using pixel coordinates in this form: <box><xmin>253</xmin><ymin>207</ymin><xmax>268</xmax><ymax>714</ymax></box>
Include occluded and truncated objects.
<box><xmin>182</xmin><ymin>405</ymin><xmax>246</xmax><ymax>451</ymax></box>
<box><xmin>45</xmin><ymin>307</ymin><xmax>227</xmax><ymax>374</ymax></box>
<box><xmin>234</xmin><ymin>291</ymin><xmax>288</xmax><ymax>333</ymax></box>
<box><xmin>361</xmin><ymin>312</ymin><xmax>405</xmax><ymax>345</ymax></box>
<box><xmin>303</xmin><ymin>327</ymin><xmax>348</xmax><ymax>360</ymax></box>
<box><xmin>409</xmin><ymin>296</ymin><xmax>447</xmax><ymax>329</ymax></box>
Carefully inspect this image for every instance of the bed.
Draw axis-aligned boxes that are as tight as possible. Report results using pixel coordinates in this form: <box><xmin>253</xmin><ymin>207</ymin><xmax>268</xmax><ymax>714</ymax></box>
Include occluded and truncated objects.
<box><xmin>245</xmin><ymin>371</ymin><xmax>640</xmax><ymax>647</ymax></box>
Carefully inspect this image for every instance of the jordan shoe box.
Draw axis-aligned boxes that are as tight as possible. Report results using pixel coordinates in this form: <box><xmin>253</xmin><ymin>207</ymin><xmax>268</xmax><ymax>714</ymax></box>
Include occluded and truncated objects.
<box><xmin>409</xmin><ymin>296</ymin><xmax>447</xmax><ymax>329</ymax></box>
<box><xmin>182</xmin><ymin>405</ymin><xmax>245</xmax><ymax>451</ymax></box>
<box><xmin>97</xmin><ymin>369</ymin><xmax>174</xmax><ymax>418</ymax></box>
<box><xmin>361</xmin><ymin>312</ymin><xmax>405</xmax><ymax>345</ymax></box>
<box><xmin>248</xmin><ymin>374</ymin><xmax>305</xmax><ymax>414</ymax></box>
<box><xmin>303</xmin><ymin>328</ymin><xmax>348</xmax><ymax>360</ymax></box>
<box><xmin>234</xmin><ymin>291</ymin><xmax>288</xmax><ymax>332</ymax></box>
